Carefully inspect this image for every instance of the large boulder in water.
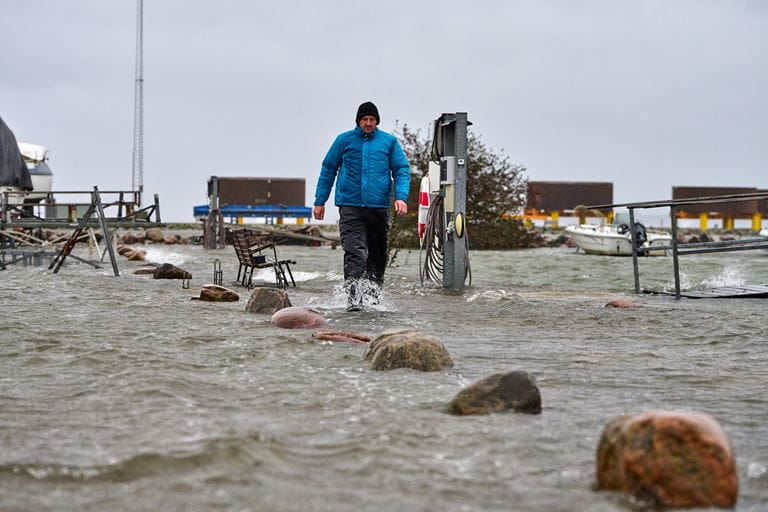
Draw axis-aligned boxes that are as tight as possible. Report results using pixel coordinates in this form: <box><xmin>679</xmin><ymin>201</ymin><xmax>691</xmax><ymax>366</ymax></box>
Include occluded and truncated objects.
<box><xmin>245</xmin><ymin>288</ymin><xmax>291</xmax><ymax>314</ymax></box>
<box><xmin>153</xmin><ymin>263</ymin><xmax>191</xmax><ymax>280</ymax></box>
<box><xmin>595</xmin><ymin>410</ymin><xmax>738</xmax><ymax>509</ymax></box>
<box><xmin>191</xmin><ymin>284</ymin><xmax>239</xmax><ymax>302</ymax></box>
<box><xmin>310</xmin><ymin>329</ymin><xmax>370</xmax><ymax>345</ymax></box>
<box><xmin>145</xmin><ymin>228</ymin><xmax>164</xmax><ymax>243</ymax></box>
<box><xmin>271</xmin><ymin>306</ymin><xmax>325</xmax><ymax>329</ymax></box>
<box><xmin>449</xmin><ymin>370</ymin><xmax>541</xmax><ymax>415</ymax></box>
<box><xmin>363</xmin><ymin>329</ymin><xmax>453</xmax><ymax>372</ymax></box>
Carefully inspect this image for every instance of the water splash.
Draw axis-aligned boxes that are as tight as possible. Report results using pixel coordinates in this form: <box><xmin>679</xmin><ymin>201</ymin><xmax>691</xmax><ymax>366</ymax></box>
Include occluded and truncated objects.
<box><xmin>466</xmin><ymin>289</ymin><xmax>511</xmax><ymax>303</ymax></box>
<box><xmin>747</xmin><ymin>462</ymin><xmax>766</xmax><ymax>479</ymax></box>
<box><xmin>142</xmin><ymin>247</ymin><xmax>186</xmax><ymax>266</ymax></box>
<box><xmin>664</xmin><ymin>265</ymin><xmax>746</xmax><ymax>292</ymax></box>
<box><xmin>307</xmin><ymin>279</ymin><xmax>392</xmax><ymax>311</ymax></box>
<box><xmin>700</xmin><ymin>265</ymin><xmax>745</xmax><ymax>289</ymax></box>
<box><xmin>250</xmin><ymin>268</ymin><xmax>322</xmax><ymax>283</ymax></box>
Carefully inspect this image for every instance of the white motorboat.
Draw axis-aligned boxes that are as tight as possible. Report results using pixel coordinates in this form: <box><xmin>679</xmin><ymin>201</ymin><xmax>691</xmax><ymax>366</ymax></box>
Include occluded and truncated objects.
<box><xmin>565</xmin><ymin>223</ymin><xmax>672</xmax><ymax>256</ymax></box>
<box><xmin>18</xmin><ymin>143</ymin><xmax>53</xmax><ymax>203</ymax></box>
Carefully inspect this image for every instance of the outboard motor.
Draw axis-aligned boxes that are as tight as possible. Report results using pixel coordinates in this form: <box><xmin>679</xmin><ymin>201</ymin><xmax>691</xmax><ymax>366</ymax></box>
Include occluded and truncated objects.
<box><xmin>617</xmin><ymin>222</ymin><xmax>648</xmax><ymax>249</ymax></box>
<box><xmin>633</xmin><ymin>222</ymin><xmax>648</xmax><ymax>248</ymax></box>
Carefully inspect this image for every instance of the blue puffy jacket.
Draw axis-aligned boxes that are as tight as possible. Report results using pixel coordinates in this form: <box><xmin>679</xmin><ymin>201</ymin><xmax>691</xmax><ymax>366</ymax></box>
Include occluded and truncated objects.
<box><xmin>314</xmin><ymin>126</ymin><xmax>410</xmax><ymax>208</ymax></box>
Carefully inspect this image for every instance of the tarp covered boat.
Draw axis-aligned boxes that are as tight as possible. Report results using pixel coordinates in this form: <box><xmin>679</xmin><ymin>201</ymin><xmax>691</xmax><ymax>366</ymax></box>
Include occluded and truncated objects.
<box><xmin>0</xmin><ymin>115</ymin><xmax>33</xmax><ymax>206</ymax></box>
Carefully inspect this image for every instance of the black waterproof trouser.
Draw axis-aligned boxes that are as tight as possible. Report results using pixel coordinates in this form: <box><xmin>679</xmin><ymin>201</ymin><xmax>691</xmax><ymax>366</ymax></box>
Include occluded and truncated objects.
<box><xmin>338</xmin><ymin>206</ymin><xmax>390</xmax><ymax>286</ymax></box>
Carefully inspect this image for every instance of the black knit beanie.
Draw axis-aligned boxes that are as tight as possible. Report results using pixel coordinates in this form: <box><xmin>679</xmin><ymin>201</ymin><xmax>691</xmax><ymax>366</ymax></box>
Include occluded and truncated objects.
<box><xmin>355</xmin><ymin>101</ymin><xmax>380</xmax><ymax>125</ymax></box>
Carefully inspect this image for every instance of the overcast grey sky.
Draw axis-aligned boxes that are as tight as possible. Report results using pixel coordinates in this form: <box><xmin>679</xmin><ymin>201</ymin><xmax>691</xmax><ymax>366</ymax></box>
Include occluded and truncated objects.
<box><xmin>2</xmin><ymin>0</ymin><xmax>766</xmax><ymax>223</ymax></box>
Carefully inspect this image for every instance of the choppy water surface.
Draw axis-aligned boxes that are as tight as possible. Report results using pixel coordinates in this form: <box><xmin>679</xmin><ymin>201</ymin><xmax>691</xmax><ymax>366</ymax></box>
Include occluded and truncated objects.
<box><xmin>1</xmin><ymin>241</ymin><xmax>767</xmax><ymax>511</ymax></box>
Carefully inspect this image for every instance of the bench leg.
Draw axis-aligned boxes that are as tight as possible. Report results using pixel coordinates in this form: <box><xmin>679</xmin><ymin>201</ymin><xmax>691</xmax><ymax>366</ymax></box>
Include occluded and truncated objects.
<box><xmin>273</xmin><ymin>264</ymin><xmax>285</xmax><ymax>289</ymax></box>
<box><xmin>283</xmin><ymin>263</ymin><xmax>296</xmax><ymax>287</ymax></box>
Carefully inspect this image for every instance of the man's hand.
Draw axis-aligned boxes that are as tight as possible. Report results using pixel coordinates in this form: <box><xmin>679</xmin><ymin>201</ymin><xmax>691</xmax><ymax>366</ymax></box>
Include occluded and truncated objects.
<box><xmin>313</xmin><ymin>205</ymin><xmax>325</xmax><ymax>220</ymax></box>
<box><xmin>394</xmin><ymin>200</ymin><xmax>407</xmax><ymax>216</ymax></box>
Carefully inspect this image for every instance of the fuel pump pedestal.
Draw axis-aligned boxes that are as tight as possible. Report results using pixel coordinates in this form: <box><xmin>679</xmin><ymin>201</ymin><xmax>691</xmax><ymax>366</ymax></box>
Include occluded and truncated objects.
<box><xmin>427</xmin><ymin>112</ymin><xmax>470</xmax><ymax>291</ymax></box>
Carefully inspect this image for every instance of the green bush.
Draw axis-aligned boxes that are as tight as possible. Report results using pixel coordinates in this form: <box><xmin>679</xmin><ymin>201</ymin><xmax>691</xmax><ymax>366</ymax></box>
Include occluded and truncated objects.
<box><xmin>389</xmin><ymin>123</ymin><xmax>530</xmax><ymax>252</ymax></box>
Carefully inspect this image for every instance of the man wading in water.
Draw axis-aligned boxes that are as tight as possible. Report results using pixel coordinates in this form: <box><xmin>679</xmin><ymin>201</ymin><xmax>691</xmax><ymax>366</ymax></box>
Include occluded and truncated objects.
<box><xmin>313</xmin><ymin>101</ymin><xmax>410</xmax><ymax>311</ymax></box>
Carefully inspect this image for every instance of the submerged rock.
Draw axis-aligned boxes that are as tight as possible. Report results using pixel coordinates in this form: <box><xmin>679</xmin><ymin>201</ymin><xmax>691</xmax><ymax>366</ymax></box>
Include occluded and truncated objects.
<box><xmin>245</xmin><ymin>288</ymin><xmax>291</xmax><ymax>314</ymax></box>
<box><xmin>133</xmin><ymin>266</ymin><xmax>157</xmax><ymax>275</ymax></box>
<box><xmin>595</xmin><ymin>410</ymin><xmax>738</xmax><ymax>509</ymax></box>
<box><xmin>153</xmin><ymin>263</ymin><xmax>191</xmax><ymax>280</ymax></box>
<box><xmin>449</xmin><ymin>370</ymin><xmax>541</xmax><ymax>415</ymax></box>
<box><xmin>310</xmin><ymin>329</ymin><xmax>370</xmax><ymax>344</ymax></box>
<box><xmin>126</xmin><ymin>249</ymin><xmax>147</xmax><ymax>262</ymax></box>
<box><xmin>192</xmin><ymin>285</ymin><xmax>239</xmax><ymax>302</ymax></box>
<box><xmin>363</xmin><ymin>329</ymin><xmax>453</xmax><ymax>372</ymax></box>
<box><xmin>604</xmin><ymin>299</ymin><xmax>636</xmax><ymax>308</ymax></box>
<box><xmin>121</xmin><ymin>233</ymin><xmax>144</xmax><ymax>244</ymax></box>
<box><xmin>271</xmin><ymin>306</ymin><xmax>325</xmax><ymax>329</ymax></box>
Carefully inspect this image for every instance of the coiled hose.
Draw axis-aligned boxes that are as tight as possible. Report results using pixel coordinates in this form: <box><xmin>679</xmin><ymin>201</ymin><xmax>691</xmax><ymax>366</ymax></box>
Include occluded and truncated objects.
<box><xmin>419</xmin><ymin>194</ymin><xmax>471</xmax><ymax>286</ymax></box>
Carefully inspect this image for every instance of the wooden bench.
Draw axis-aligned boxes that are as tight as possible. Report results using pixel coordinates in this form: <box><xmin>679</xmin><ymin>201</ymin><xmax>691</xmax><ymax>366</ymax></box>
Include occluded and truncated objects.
<box><xmin>231</xmin><ymin>229</ymin><xmax>296</xmax><ymax>289</ymax></box>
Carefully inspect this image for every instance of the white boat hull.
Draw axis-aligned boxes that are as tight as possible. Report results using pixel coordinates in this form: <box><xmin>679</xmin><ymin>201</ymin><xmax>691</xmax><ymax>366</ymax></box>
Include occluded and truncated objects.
<box><xmin>26</xmin><ymin>172</ymin><xmax>52</xmax><ymax>202</ymax></box>
<box><xmin>1</xmin><ymin>185</ymin><xmax>26</xmax><ymax>206</ymax></box>
<box><xmin>565</xmin><ymin>224</ymin><xmax>671</xmax><ymax>256</ymax></box>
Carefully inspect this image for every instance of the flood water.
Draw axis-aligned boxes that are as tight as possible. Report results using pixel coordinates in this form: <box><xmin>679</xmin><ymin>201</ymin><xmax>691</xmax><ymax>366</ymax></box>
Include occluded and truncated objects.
<box><xmin>1</xmin><ymin>239</ymin><xmax>767</xmax><ymax>511</ymax></box>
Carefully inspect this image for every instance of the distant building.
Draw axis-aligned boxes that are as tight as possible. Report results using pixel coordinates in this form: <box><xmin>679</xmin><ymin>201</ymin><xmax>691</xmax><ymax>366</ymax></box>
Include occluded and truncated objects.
<box><xmin>194</xmin><ymin>176</ymin><xmax>311</xmax><ymax>225</ymax></box>
<box><xmin>525</xmin><ymin>181</ymin><xmax>614</xmax><ymax>227</ymax></box>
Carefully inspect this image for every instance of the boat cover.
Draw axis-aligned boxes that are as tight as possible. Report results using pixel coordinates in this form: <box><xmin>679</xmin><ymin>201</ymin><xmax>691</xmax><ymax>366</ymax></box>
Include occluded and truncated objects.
<box><xmin>0</xmin><ymin>115</ymin><xmax>33</xmax><ymax>190</ymax></box>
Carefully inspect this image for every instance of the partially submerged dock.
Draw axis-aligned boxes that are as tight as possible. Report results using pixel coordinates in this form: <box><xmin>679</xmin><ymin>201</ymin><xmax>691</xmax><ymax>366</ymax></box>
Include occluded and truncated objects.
<box><xmin>589</xmin><ymin>192</ymin><xmax>768</xmax><ymax>299</ymax></box>
<box><xmin>1</xmin><ymin>187</ymin><xmax>164</xmax><ymax>274</ymax></box>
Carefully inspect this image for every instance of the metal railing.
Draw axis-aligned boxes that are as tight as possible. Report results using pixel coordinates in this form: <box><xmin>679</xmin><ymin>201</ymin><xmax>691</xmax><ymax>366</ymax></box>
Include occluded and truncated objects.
<box><xmin>1</xmin><ymin>189</ymin><xmax>161</xmax><ymax>228</ymax></box>
<box><xmin>588</xmin><ymin>192</ymin><xmax>768</xmax><ymax>298</ymax></box>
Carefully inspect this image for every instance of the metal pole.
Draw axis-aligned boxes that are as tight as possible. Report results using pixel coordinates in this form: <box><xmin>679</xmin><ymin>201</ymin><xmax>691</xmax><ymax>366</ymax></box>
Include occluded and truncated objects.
<box><xmin>669</xmin><ymin>205</ymin><xmax>680</xmax><ymax>299</ymax></box>
<box><xmin>93</xmin><ymin>187</ymin><xmax>120</xmax><ymax>277</ymax></box>
<box><xmin>451</xmin><ymin>112</ymin><xmax>468</xmax><ymax>290</ymax></box>
<box><xmin>440</xmin><ymin>113</ymin><xmax>468</xmax><ymax>291</ymax></box>
<box><xmin>131</xmin><ymin>0</ymin><xmax>144</xmax><ymax>206</ymax></box>
<box><xmin>628</xmin><ymin>208</ymin><xmax>640</xmax><ymax>293</ymax></box>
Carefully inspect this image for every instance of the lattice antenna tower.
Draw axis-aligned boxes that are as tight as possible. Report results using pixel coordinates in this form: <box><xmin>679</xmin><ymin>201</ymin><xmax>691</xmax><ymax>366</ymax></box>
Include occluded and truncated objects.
<box><xmin>131</xmin><ymin>0</ymin><xmax>144</xmax><ymax>205</ymax></box>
